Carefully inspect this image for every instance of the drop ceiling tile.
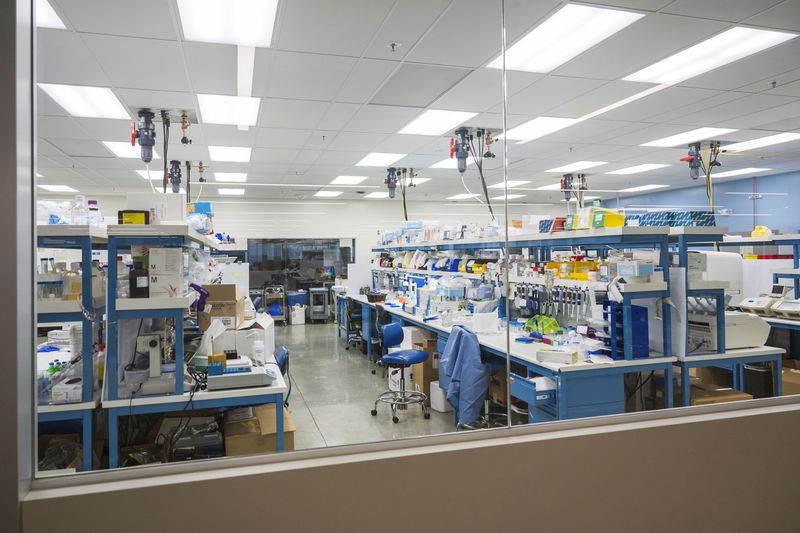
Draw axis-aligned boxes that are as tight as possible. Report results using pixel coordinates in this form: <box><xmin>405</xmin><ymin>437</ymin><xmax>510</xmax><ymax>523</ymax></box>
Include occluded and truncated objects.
<box><xmin>671</xmin><ymin>94</ymin><xmax>797</xmax><ymax>127</ymax></box>
<box><xmin>70</xmin><ymin>156</ymin><xmax>130</xmax><ymax>170</ymax></box>
<box><xmin>182</xmin><ymin>42</ymin><xmax>237</xmax><ymax>95</ymax></box>
<box><xmin>200</xmin><ymin>124</ymin><xmax>258</xmax><ymax>146</ymax></box>
<box><xmin>343</xmin><ymin>104</ymin><xmax>422</xmax><ymax>134</ymax></box>
<box><xmin>373</xmin><ymin>134</ymin><xmax>434</xmax><ymax>154</ymax></box>
<box><xmin>258</xmin><ymin>99</ymin><xmax>330</xmax><ymax>129</ymax></box>
<box><xmin>55</xmin><ymin>0</ymin><xmax>178</xmax><ymax>39</ymax></box>
<box><xmin>255</xmin><ymin>128</ymin><xmax>312</xmax><ymax>149</ymax></box>
<box><xmin>316</xmin><ymin>103</ymin><xmax>361</xmax><ymax>131</ymax></box>
<box><xmin>72</xmin><ymin>118</ymin><xmax>134</xmax><ymax>142</ymax></box>
<box><xmin>662</xmin><ymin>0</ymin><xmax>785</xmax><ymax>22</ymax></box>
<box><xmin>37</xmin><ymin>139</ymin><xmax>66</xmax><ymax>157</ymax></box>
<box><xmin>762</xmin><ymin>70</ymin><xmax>800</xmax><ymax>96</ymax></box>
<box><xmin>503</xmin><ymin>76</ymin><xmax>606</xmax><ymax>116</ymax></box>
<box><xmin>326</xmin><ymin>132</ymin><xmax>388</xmax><ymax>152</ymax></box>
<box><xmin>646</xmin><ymin>90</ymin><xmax>744</xmax><ymax>124</ymax></box>
<box><xmin>754</xmin><ymin>115</ymin><xmax>800</xmax><ymax>132</ymax></box>
<box><xmin>719</xmin><ymin>100</ymin><xmax>800</xmax><ymax>129</ymax></box>
<box><xmin>363</xmin><ymin>0</ymin><xmax>451</xmax><ymax>60</ymax></box>
<box><xmin>48</xmin><ymin>139</ymin><xmax>111</xmax><ymax>158</ymax></box>
<box><xmin>38</xmin><ymin>116</ymin><xmax>89</xmax><ymax>140</ymax></box>
<box><xmin>601</xmin><ymin>86</ymin><xmax>725</xmax><ymax>122</ymax></box>
<box><xmin>744</xmin><ymin>0</ymin><xmax>800</xmax><ymax>32</ymax></box>
<box><xmin>251</xmin><ymin>148</ymin><xmax>300</xmax><ymax>164</ymax></box>
<box><xmin>553</xmin><ymin>13</ymin><xmax>728</xmax><ymax>81</ymax></box>
<box><xmin>432</xmin><ymin>69</ymin><xmax>542</xmax><ymax>113</ymax></box>
<box><xmin>253</xmin><ymin>50</ymin><xmax>356</xmax><ymax>101</ymax></box>
<box><xmin>370</xmin><ymin>64</ymin><xmax>470</xmax><ymax>107</ymax></box>
<box><xmin>312</xmin><ymin>151</ymin><xmax>366</xmax><ymax>166</ymax></box>
<box><xmin>37</xmin><ymin>30</ymin><xmax>110</xmax><ymax>86</ymax></box>
<box><xmin>304</xmin><ymin>131</ymin><xmax>338</xmax><ymax>150</ymax></box>
<box><xmin>548</xmin><ymin>81</ymin><xmax>654</xmax><ymax>118</ymax></box>
<box><xmin>83</xmin><ymin>34</ymin><xmax>190</xmax><ymax>91</ymax></box>
<box><xmin>587</xmin><ymin>0</ymin><xmax>673</xmax><ymax>8</ymax></box>
<box><xmin>114</xmin><ymin>89</ymin><xmax>197</xmax><ymax>116</ymax></box>
<box><xmin>335</xmin><ymin>59</ymin><xmax>397</xmax><ymax>104</ymax></box>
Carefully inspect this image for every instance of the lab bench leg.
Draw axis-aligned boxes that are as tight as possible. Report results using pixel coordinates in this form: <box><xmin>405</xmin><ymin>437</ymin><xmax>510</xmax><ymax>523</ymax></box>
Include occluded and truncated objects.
<box><xmin>275</xmin><ymin>398</ymin><xmax>284</xmax><ymax>452</ymax></box>
<box><xmin>108</xmin><ymin>410</ymin><xmax>119</xmax><ymax>469</ymax></box>
<box><xmin>664</xmin><ymin>365</ymin><xmax>674</xmax><ymax>409</ymax></box>
<box><xmin>774</xmin><ymin>357</ymin><xmax>783</xmax><ymax>397</ymax></box>
<box><xmin>82</xmin><ymin>410</ymin><xmax>93</xmax><ymax>471</ymax></box>
<box><xmin>681</xmin><ymin>365</ymin><xmax>690</xmax><ymax>407</ymax></box>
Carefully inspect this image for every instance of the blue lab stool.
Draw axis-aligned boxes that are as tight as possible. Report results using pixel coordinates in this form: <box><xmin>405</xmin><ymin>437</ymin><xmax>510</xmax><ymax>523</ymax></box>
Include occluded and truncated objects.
<box><xmin>371</xmin><ymin>323</ymin><xmax>431</xmax><ymax>423</ymax></box>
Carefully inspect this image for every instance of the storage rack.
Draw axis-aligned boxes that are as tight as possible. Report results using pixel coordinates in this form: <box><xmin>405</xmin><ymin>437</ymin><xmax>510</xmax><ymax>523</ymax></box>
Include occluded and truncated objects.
<box><xmin>37</xmin><ymin>225</ymin><xmax>107</xmax><ymax>472</ymax></box>
<box><xmin>101</xmin><ymin>225</ymin><xmax>288</xmax><ymax>468</ymax></box>
<box><xmin>262</xmin><ymin>286</ymin><xmax>287</xmax><ymax>325</ymax></box>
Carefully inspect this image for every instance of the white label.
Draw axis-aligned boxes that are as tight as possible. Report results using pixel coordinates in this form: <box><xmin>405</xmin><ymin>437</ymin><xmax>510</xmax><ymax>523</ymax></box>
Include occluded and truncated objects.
<box><xmin>136</xmin><ymin>276</ymin><xmax>148</xmax><ymax>288</ymax></box>
<box><xmin>204</xmin><ymin>304</ymin><xmax>212</xmax><ymax>314</ymax></box>
<box><xmin>219</xmin><ymin>316</ymin><xmax>235</xmax><ymax>328</ymax></box>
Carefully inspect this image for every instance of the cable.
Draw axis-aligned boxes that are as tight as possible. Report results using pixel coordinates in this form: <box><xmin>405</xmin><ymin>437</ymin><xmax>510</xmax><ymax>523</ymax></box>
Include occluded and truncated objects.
<box><xmin>144</xmin><ymin>162</ymin><xmax>156</xmax><ymax>193</ymax></box>
<box><xmin>626</xmin><ymin>371</ymin><xmax>654</xmax><ymax>401</ymax></box>
<box><xmin>194</xmin><ymin>181</ymin><xmax>204</xmax><ymax>203</ymax></box>
<box><xmin>468</xmin><ymin>135</ymin><xmax>495</xmax><ymax>220</ymax></box>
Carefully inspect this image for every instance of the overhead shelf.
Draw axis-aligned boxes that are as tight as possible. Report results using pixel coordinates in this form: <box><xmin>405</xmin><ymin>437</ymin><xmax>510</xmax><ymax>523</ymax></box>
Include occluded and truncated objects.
<box><xmin>37</xmin><ymin>298</ymin><xmax>104</xmax><ymax>315</ymax></box>
<box><xmin>107</xmin><ymin>224</ymin><xmax>218</xmax><ymax>249</ymax></box>
<box><xmin>38</xmin><ymin>224</ymin><xmax>108</xmax><ymax>243</ymax></box>
<box><xmin>116</xmin><ymin>294</ymin><xmax>197</xmax><ymax>311</ymax></box>
<box><xmin>373</xmin><ymin>266</ymin><xmax>484</xmax><ymax>279</ymax></box>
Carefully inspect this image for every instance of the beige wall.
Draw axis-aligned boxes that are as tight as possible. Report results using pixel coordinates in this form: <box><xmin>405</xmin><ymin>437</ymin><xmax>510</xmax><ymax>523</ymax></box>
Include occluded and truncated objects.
<box><xmin>23</xmin><ymin>402</ymin><xmax>800</xmax><ymax>532</ymax></box>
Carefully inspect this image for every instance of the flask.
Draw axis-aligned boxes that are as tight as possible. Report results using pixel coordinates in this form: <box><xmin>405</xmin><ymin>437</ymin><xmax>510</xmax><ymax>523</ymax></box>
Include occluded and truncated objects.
<box><xmin>129</xmin><ymin>261</ymin><xmax>149</xmax><ymax>298</ymax></box>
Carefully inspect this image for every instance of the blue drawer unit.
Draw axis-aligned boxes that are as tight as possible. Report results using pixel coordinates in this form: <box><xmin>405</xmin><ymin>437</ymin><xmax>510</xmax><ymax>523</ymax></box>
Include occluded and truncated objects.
<box><xmin>510</xmin><ymin>371</ymin><xmax>625</xmax><ymax>422</ymax></box>
<box><xmin>509</xmin><ymin>373</ymin><xmax>557</xmax><ymax>423</ymax></box>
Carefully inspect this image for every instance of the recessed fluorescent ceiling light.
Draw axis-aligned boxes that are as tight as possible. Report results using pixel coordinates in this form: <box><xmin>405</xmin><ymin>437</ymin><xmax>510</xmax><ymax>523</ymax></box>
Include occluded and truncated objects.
<box><xmin>36</xmin><ymin>173</ymin><xmax>44</xmax><ymax>178</ymax></box>
<box><xmin>103</xmin><ymin>141</ymin><xmax>160</xmax><ymax>159</ymax></box>
<box><xmin>547</xmin><ymin>161</ymin><xmax>606</xmax><ymax>173</ymax></box>
<box><xmin>177</xmin><ymin>0</ymin><xmax>279</xmax><ymax>47</ymax></box>
<box><xmin>619</xmin><ymin>184</ymin><xmax>669</xmax><ymax>193</ymax></box>
<box><xmin>447</xmin><ymin>193</ymin><xmax>479</xmax><ymax>200</ymax></box>
<box><xmin>625</xmin><ymin>27</ymin><xmax>797</xmax><ymax>84</ymax></box>
<box><xmin>365</xmin><ymin>192</ymin><xmax>390</xmax><ymax>199</ymax></box>
<box><xmin>355</xmin><ymin>153</ymin><xmax>406</xmax><ymax>167</ymax></box>
<box><xmin>713</xmin><ymin>167</ymin><xmax>771</xmax><ymax>178</ymax></box>
<box><xmin>407</xmin><ymin>177</ymin><xmax>430</xmax><ymax>185</ymax></box>
<box><xmin>503</xmin><ymin>117</ymin><xmax>579</xmax><ymax>144</ymax></box>
<box><xmin>218</xmin><ymin>188</ymin><xmax>245</xmax><ymax>196</ymax></box>
<box><xmin>429</xmin><ymin>158</ymin><xmax>474</xmax><ymax>169</ymax></box>
<box><xmin>488</xmin><ymin>4</ymin><xmax>642</xmax><ymax>73</ymax></box>
<box><xmin>215</xmin><ymin>172</ymin><xmax>247</xmax><ymax>183</ymax></box>
<box><xmin>564</xmin><ymin>196</ymin><xmax>600</xmax><ymax>202</ymax></box>
<box><xmin>158</xmin><ymin>188</ymin><xmax>187</xmax><ymax>194</ymax></box>
<box><xmin>536</xmin><ymin>183</ymin><xmax>562</xmax><ymax>190</ymax></box>
<box><xmin>723</xmin><ymin>133</ymin><xmax>800</xmax><ymax>152</ymax></box>
<box><xmin>314</xmin><ymin>191</ymin><xmax>343</xmax><ymax>197</ymax></box>
<box><xmin>398</xmin><ymin>110</ymin><xmax>478</xmax><ymax>135</ymax></box>
<box><xmin>606</xmin><ymin>163</ymin><xmax>670</xmax><ymax>175</ymax></box>
<box><xmin>641</xmin><ymin>127</ymin><xmax>737</xmax><ymax>147</ymax></box>
<box><xmin>491</xmin><ymin>194</ymin><xmax>526</xmax><ymax>200</ymax></box>
<box><xmin>38</xmin><ymin>84</ymin><xmax>129</xmax><ymax>119</ymax></box>
<box><xmin>331</xmin><ymin>176</ymin><xmax>368</xmax><ymax>185</ymax></box>
<box><xmin>136</xmin><ymin>169</ymin><xmax>164</xmax><ymax>180</ymax></box>
<box><xmin>36</xmin><ymin>0</ymin><xmax>66</xmax><ymax>29</ymax></box>
<box><xmin>209</xmin><ymin>146</ymin><xmax>251</xmax><ymax>162</ymax></box>
<box><xmin>38</xmin><ymin>184</ymin><xmax>77</xmax><ymax>192</ymax></box>
<box><xmin>488</xmin><ymin>180</ymin><xmax>530</xmax><ymax>188</ymax></box>
<box><xmin>197</xmin><ymin>94</ymin><xmax>260</xmax><ymax>126</ymax></box>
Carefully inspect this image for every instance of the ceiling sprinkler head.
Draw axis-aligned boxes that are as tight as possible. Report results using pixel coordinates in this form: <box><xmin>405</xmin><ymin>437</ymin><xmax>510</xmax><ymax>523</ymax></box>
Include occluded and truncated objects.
<box><xmin>387</xmin><ymin>41</ymin><xmax>403</xmax><ymax>53</ymax></box>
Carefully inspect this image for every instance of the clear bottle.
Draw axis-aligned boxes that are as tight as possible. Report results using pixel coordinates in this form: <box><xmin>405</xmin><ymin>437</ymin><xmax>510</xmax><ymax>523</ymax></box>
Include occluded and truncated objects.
<box><xmin>63</xmin><ymin>262</ymin><xmax>82</xmax><ymax>301</ymax></box>
<box><xmin>252</xmin><ymin>340</ymin><xmax>265</xmax><ymax>364</ymax></box>
<box><xmin>116</xmin><ymin>257</ymin><xmax>129</xmax><ymax>299</ymax></box>
<box><xmin>87</xmin><ymin>199</ymin><xmax>101</xmax><ymax>226</ymax></box>
<box><xmin>71</xmin><ymin>195</ymin><xmax>89</xmax><ymax>225</ymax></box>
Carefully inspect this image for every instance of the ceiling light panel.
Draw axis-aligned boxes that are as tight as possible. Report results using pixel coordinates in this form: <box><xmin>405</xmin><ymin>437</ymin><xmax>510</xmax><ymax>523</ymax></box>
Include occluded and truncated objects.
<box><xmin>619</xmin><ymin>184</ymin><xmax>669</xmax><ymax>193</ymax></box>
<box><xmin>641</xmin><ymin>127</ymin><xmax>737</xmax><ymax>147</ymax></box>
<box><xmin>136</xmin><ymin>170</ymin><xmax>164</xmax><ymax>180</ymax></box>
<box><xmin>488</xmin><ymin>4</ymin><xmax>643</xmax><ymax>73</ymax></box>
<box><xmin>536</xmin><ymin>183</ymin><xmax>562</xmax><ymax>190</ymax></box>
<box><xmin>215</xmin><ymin>172</ymin><xmax>247</xmax><ymax>183</ymax></box>
<box><xmin>177</xmin><ymin>0</ymin><xmax>279</xmax><ymax>47</ymax></box>
<box><xmin>197</xmin><ymin>94</ymin><xmax>260</xmax><ymax>126</ymax></box>
<box><xmin>355</xmin><ymin>153</ymin><xmax>406</xmax><ymax>167</ymax></box>
<box><xmin>38</xmin><ymin>84</ymin><xmax>129</xmax><ymax>119</ymax></box>
<box><xmin>38</xmin><ymin>185</ymin><xmax>77</xmax><ymax>192</ymax></box>
<box><xmin>447</xmin><ymin>193</ymin><xmax>479</xmax><ymax>200</ymax></box>
<box><xmin>330</xmin><ymin>176</ymin><xmax>368</xmax><ymax>185</ymax></box>
<box><xmin>314</xmin><ymin>191</ymin><xmax>344</xmax><ymax>197</ymax></box>
<box><xmin>713</xmin><ymin>167</ymin><xmax>771</xmax><ymax>178</ymax></box>
<box><xmin>723</xmin><ymin>133</ymin><xmax>800</xmax><ymax>152</ymax></box>
<box><xmin>429</xmin><ymin>158</ymin><xmax>474</xmax><ymax>169</ymax></box>
<box><xmin>503</xmin><ymin>117</ymin><xmax>579</xmax><ymax>143</ymax></box>
<box><xmin>564</xmin><ymin>196</ymin><xmax>599</xmax><ymax>202</ymax></box>
<box><xmin>606</xmin><ymin>163</ymin><xmax>670</xmax><ymax>175</ymax></box>
<box><xmin>491</xmin><ymin>194</ymin><xmax>526</xmax><ymax>200</ymax></box>
<box><xmin>398</xmin><ymin>110</ymin><xmax>478</xmax><ymax>136</ymax></box>
<box><xmin>488</xmin><ymin>180</ymin><xmax>530</xmax><ymax>188</ymax></box>
<box><xmin>625</xmin><ymin>27</ymin><xmax>797</xmax><ymax>85</ymax></box>
<box><xmin>36</xmin><ymin>0</ymin><xmax>65</xmax><ymax>29</ymax></box>
<box><xmin>158</xmin><ymin>188</ymin><xmax>187</xmax><ymax>195</ymax></box>
<box><xmin>407</xmin><ymin>177</ymin><xmax>430</xmax><ymax>185</ymax></box>
<box><xmin>547</xmin><ymin>161</ymin><xmax>607</xmax><ymax>173</ymax></box>
<box><xmin>209</xmin><ymin>146</ymin><xmax>252</xmax><ymax>162</ymax></box>
<box><xmin>365</xmin><ymin>192</ymin><xmax>389</xmax><ymax>199</ymax></box>
<box><xmin>218</xmin><ymin>188</ymin><xmax>245</xmax><ymax>196</ymax></box>
<box><xmin>103</xmin><ymin>141</ymin><xmax>160</xmax><ymax>159</ymax></box>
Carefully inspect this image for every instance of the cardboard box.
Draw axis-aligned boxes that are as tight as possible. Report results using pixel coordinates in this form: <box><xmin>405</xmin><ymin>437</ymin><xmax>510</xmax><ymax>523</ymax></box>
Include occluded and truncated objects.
<box><xmin>148</xmin><ymin>247</ymin><xmax>185</xmax><ymax>298</ymax></box>
<box><xmin>687</xmin><ymin>382</ymin><xmax>753</xmax><ymax>406</ymax></box>
<box><xmin>430</xmin><ymin>381</ymin><xmax>452</xmax><ymax>413</ymax></box>
<box><xmin>224</xmin><ymin>404</ymin><xmax>295</xmax><ymax>456</ymax></box>
<box><xmin>488</xmin><ymin>372</ymin><xmax>507</xmax><ymax>406</ymax></box>
<box><xmin>782</xmin><ymin>359</ymin><xmax>800</xmax><ymax>396</ymax></box>
<box><xmin>200</xmin><ymin>284</ymin><xmax>245</xmax><ymax>330</ymax></box>
<box><xmin>212</xmin><ymin>313</ymin><xmax>275</xmax><ymax>363</ymax></box>
<box><xmin>412</xmin><ymin>340</ymin><xmax>438</xmax><ymax>405</ymax></box>
<box><xmin>695</xmin><ymin>366</ymin><xmax>733</xmax><ymax>388</ymax></box>
<box><xmin>127</xmin><ymin>191</ymin><xmax>186</xmax><ymax>224</ymax></box>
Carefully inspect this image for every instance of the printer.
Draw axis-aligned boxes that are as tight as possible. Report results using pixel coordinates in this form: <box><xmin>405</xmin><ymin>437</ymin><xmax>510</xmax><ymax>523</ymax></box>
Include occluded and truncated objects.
<box><xmin>687</xmin><ymin>311</ymin><xmax>770</xmax><ymax>352</ymax></box>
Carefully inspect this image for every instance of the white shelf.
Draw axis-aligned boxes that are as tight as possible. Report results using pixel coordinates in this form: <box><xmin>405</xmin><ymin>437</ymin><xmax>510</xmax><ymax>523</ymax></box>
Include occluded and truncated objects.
<box><xmin>373</xmin><ymin>266</ymin><xmax>484</xmax><ymax>279</ymax></box>
<box><xmin>687</xmin><ymin>280</ymin><xmax>729</xmax><ymax>290</ymax></box>
<box><xmin>772</xmin><ymin>268</ymin><xmax>800</xmax><ymax>276</ymax></box>
<box><xmin>509</xmin><ymin>274</ymin><xmax>607</xmax><ymax>291</ymax></box>
<box><xmin>38</xmin><ymin>394</ymin><xmax>100</xmax><ymax>413</ymax></box>
<box><xmin>38</xmin><ymin>224</ymin><xmax>108</xmax><ymax>243</ymax></box>
<box><xmin>38</xmin><ymin>297</ymin><xmax>104</xmax><ymax>315</ymax></box>
<box><xmin>618</xmin><ymin>280</ymin><xmax>669</xmax><ymax>293</ymax></box>
<box><xmin>668</xmin><ymin>226</ymin><xmax>727</xmax><ymax>237</ymax></box>
<box><xmin>216</xmin><ymin>242</ymin><xmax>247</xmax><ymax>252</ymax></box>
<box><xmin>107</xmin><ymin>224</ymin><xmax>218</xmax><ymax>250</ymax></box>
<box><xmin>116</xmin><ymin>294</ymin><xmax>196</xmax><ymax>311</ymax></box>
<box><xmin>675</xmin><ymin>345</ymin><xmax>784</xmax><ymax>362</ymax></box>
<box><xmin>723</xmin><ymin>233</ymin><xmax>800</xmax><ymax>244</ymax></box>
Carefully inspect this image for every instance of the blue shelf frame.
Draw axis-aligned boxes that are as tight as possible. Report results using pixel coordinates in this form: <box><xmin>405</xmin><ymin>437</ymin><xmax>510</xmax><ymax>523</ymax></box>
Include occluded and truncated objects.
<box><xmin>37</xmin><ymin>232</ymin><xmax>105</xmax><ymax>472</ymax></box>
<box><xmin>674</xmin><ymin>352</ymin><xmax>783</xmax><ymax>406</ymax></box>
<box><xmin>107</xmin><ymin>392</ymin><xmax>284</xmax><ymax>469</ymax></box>
<box><xmin>717</xmin><ymin>238</ymin><xmax>800</xmax><ymax>299</ymax></box>
<box><xmin>105</xmin><ymin>233</ymin><xmax>192</xmax><ymax>402</ymax></box>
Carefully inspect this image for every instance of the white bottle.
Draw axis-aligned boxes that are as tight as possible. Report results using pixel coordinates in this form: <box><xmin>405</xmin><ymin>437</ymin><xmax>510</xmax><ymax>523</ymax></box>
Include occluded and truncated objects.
<box><xmin>116</xmin><ymin>258</ymin><xmax>129</xmax><ymax>299</ymax></box>
<box><xmin>252</xmin><ymin>340</ymin><xmax>265</xmax><ymax>364</ymax></box>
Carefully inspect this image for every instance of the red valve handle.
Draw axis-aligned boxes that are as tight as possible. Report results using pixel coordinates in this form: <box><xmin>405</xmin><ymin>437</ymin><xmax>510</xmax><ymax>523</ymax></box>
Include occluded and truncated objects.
<box><xmin>449</xmin><ymin>138</ymin><xmax>455</xmax><ymax>158</ymax></box>
<box><xmin>130</xmin><ymin>121</ymin><xmax>136</xmax><ymax>146</ymax></box>
<box><xmin>679</xmin><ymin>156</ymin><xmax>694</xmax><ymax>162</ymax></box>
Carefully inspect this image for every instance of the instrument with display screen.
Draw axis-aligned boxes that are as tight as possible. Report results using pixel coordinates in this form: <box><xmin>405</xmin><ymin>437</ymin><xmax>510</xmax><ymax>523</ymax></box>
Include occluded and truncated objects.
<box><xmin>770</xmin><ymin>299</ymin><xmax>800</xmax><ymax>319</ymax></box>
<box><xmin>687</xmin><ymin>311</ymin><xmax>770</xmax><ymax>352</ymax></box>
<box><xmin>739</xmin><ymin>284</ymin><xmax>791</xmax><ymax>316</ymax></box>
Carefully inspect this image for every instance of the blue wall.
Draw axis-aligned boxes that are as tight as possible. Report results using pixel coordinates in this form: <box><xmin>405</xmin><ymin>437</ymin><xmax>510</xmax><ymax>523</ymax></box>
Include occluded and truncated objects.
<box><xmin>605</xmin><ymin>171</ymin><xmax>800</xmax><ymax>234</ymax></box>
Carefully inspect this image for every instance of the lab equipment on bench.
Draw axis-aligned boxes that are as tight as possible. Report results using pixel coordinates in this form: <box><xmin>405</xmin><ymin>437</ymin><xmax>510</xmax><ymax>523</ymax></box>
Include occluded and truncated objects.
<box><xmin>206</xmin><ymin>356</ymin><xmax>278</xmax><ymax>391</ymax></box>
<box><xmin>687</xmin><ymin>311</ymin><xmax>770</xmax><ymax>352</ymax></box>
<box><xmin>769</xmin><ymin>299</ymin><xmax>800</xmax><ymax>319</ymax></box>
<box><xmin>739</xmin><ymin>284</ymin><xmax>790</xmax><ymax>316</ymax></box>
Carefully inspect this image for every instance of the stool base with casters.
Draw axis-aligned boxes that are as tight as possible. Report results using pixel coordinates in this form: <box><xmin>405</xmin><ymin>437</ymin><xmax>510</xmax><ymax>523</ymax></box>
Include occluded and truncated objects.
<box><xmin>371</xmin><ymin>366</ymin><xmax>430</xmax><ymax>423</ymax></box>
<box><xmin>370</xmin><ymin>323</ymin><xmax>431</xmax><ymax>423</ymax></box>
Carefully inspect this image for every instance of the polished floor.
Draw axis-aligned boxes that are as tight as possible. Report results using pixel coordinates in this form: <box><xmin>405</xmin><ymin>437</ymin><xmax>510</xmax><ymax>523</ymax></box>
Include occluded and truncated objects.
<box><xmin>275</xmin><ymin>321</ymin><xmax>455</xmax><ymax>450</ymax></box>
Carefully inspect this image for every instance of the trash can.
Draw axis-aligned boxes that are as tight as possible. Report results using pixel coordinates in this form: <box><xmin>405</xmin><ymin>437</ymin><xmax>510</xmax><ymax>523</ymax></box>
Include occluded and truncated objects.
<box><xmin>744</xmin><ymin>363</ymin><xmax>773</xmax><ymax>398</ymax></box>
<box><xmin>286</xmin><ymin>290</ymin><xmax>308</xmax><ymax>307</ymax></box>
<box><xmin>289</xmin><ymin>304</ymin><xmax>306</xmax><ymax>325</ymax></box>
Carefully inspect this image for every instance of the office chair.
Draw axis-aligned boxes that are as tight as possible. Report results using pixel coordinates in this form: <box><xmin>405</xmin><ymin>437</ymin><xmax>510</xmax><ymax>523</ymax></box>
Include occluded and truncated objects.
<box><xmin>370</xmin><ymin>323</ymin><xmax>430</xmax><ymax>423</ymax></box>
<box><xmin>274</xmin><ymin>345</ymin><xmax>291</xmax><ymax>406</ymax></box>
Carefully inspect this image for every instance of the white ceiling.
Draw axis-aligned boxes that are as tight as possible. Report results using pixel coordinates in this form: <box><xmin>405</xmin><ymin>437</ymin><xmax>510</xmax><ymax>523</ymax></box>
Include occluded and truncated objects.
<box><xmin>36</xmin><ymin>0</ymin><xmax>800</xmax><ymax>208</ymax></box>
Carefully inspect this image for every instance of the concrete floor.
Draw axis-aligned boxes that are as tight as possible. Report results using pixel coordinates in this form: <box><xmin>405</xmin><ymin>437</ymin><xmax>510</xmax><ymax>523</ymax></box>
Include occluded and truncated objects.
<box><xmin>275</xmin><ymin>322</ymin><xmax>455</xmax><ymax>450</ymax></box>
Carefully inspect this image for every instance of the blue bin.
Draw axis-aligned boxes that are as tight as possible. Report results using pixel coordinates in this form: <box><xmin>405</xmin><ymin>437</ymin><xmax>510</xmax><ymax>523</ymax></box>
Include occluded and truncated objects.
<box><xmin>286</xmin><ymin>290</ymin><xmax>308</xmax><ymax>307</ymax></box>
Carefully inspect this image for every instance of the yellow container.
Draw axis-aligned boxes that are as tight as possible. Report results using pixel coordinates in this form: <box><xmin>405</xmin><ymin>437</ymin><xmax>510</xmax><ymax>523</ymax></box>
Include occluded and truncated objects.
<box><xmin>591</xmin><ymin>208</ymin><xmax>625</xmax><ymax>228</ymax></box>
